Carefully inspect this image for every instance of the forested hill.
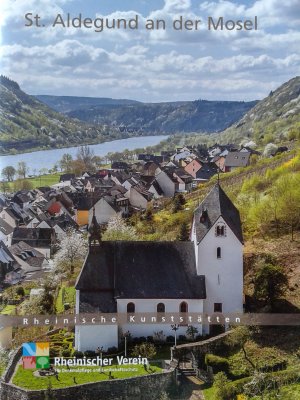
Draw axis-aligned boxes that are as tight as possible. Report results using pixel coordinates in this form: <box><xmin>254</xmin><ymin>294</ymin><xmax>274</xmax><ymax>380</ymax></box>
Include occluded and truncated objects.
<box><xmin>218</xmin><ymin>76</ymin><xmax>300</xmax><ymax>144</ymax></box>
<box><xmin>36</xmin><ymin>95</ymin><xmax>257</xmax><ymax>134</ymax></box>
<box><xmin>0</xmin><ymin>76</ymin><xmax>133</xmax><ymax>155</ymax></box>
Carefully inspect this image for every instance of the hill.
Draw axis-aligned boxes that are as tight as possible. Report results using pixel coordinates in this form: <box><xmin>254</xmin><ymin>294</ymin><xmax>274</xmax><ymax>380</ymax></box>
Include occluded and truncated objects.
<box><xmin>218</xmin><ymin>76</ymin><xmax>300</xmax><ymax>144</ymax></box>
<box><xmin>35</xmin><ymin>95</ymin><xmax>140</xmax><ymax>113</ymax></box>
<box><xmin>0</xmin><ymin>77</ymin><xmax>140</xmax><ymax>155</ymax></box>
<box><xmin>37</xmin><ymin>95</ymin><xmax>257</xmax><ymax>134</ymax></box>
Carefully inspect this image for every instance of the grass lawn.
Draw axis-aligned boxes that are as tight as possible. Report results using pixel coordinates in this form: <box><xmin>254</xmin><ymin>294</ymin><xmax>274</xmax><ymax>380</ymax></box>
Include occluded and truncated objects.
<box><xmin>7</xmin><ymin>173</ymin><xmax>60</xmax><ymax>190</ymax></box>
<box><xmin>55</xmin><ymin>285</ymin><xmax>76</xmax><ymax>313</ymax></box>
<box><xmin>13</xmin><ymin>363</ymin><xmax>163</xmax><ymax>390</ymax></box>
<box><xmin>0</xmin><ymin>305</ymin><xmax>16</xmax><ymax>315</ymax></box>
<box><xmin>202</xmin><ymin>386</ymin><xmax>216</xmax><ymax>400</ymax></box>
<box><xmin>279</xmin><ymin>383</ymin><xmax>300</xmax><ymax>399</ymax></box>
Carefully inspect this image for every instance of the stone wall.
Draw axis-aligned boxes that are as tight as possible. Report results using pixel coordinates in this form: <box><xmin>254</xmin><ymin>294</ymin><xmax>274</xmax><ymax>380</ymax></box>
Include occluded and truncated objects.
<box><xmin>1</xmin><ymin>370</ymin><xmax>175</xmax><ymax>400</ymax></box>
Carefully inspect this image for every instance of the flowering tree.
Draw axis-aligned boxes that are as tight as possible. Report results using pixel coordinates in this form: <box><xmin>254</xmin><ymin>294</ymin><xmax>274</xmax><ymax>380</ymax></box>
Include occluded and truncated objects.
<box><xmin>102</xmin><ymin>215</ymin><xmax>138</xmax><ymax>241</ymax></box>
<box><xmin>54</xmin><ymin>229</ymin><xmax>88</xmax><ymax>275</ymax></box>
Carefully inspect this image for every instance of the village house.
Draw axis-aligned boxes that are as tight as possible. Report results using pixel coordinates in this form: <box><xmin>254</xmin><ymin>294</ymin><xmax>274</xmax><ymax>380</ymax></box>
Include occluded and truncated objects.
<box><xmin>224</xmin><ymin>151</ymin><xmax>251</xmax><ymax>172</ymax></box>
<box><xmin>9</xmin><ymin>241</ymin><xmax>50</xmax><ymax>281</ymax></box>
<box><xmin>11</xmin><ymin>227</ymin><xmax>56</xmax><ymax>258</ymax></box>
<box><xmin>183</xmin><ymin>158</ymin><xmax>203</xmax><ymax>178</ymax></box>
<box><xmin>0</xmin><ymin>218</ymin><xmax>14</xmax><ymax>247</ymax></box>
<box><xmin>75</xmin><ymin>184</ymin><xmax>244</xmax><ymax>351</ymax></box>
<box><xmin>195</xmin><ymin>162</ymin><xmax>219</xmax><ymax>183</ymax></box>
<box><xmin>88</xmin><ymin>196</ymin><xmax>125</xmax><ymax>225</ymax></box>
<box><xmin>125</xmin><ymin>184</ymin><xmax>154</xmax><ymax>210</ymax></box>
<box><xmin>0</xmin><ymin>241</ymin><xmax>23</xmax><ymax>285</ymax></box>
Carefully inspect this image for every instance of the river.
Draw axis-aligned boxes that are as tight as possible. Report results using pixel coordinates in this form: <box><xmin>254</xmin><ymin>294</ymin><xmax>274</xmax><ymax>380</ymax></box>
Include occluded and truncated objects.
<box><xmin>0</xmin><ymin>135</ymin><xmax>168</xmax><ymax>173</ymax></box>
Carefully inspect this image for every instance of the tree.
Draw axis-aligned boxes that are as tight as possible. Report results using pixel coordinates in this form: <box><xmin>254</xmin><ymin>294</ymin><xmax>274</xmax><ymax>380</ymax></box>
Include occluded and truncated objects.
<box><xmin>13</xmin><ymin>179</ymin><xmax>33</xmax><ymax>191</ymax></box>
<box><xmin>177</xmin><ymin>222</ymin><xmax>190</xmax><ymax>241</ymax></box>
<box><xmin>59</xmin><ymin>154</ymin><xmax>73</xmax><ymax>172</ymax></box>
<box><xmin>263</xmin><ymin>143</ymin><xmax>278</xmax><ymax>157</ymax></box>
<box><xmin>254</xmin><ymin>264</ymin><xmax>288</xmax><ymax>309</ymax></box>
<box><xmin>1</xmin><ymin>166</ymin><xmax>16</xmax><ymax>181</ymax></box>
<box><xmin>54</xmin><ymin>229</ymin><xmax>88</xmax><ymax>275</ymax></box>
<box><xmin>131</xmin><ymin>342</ymin><xmax>156</xmax><ymax>359</ymax></box>
<box><xmin>276</xmin><ymin>175</ymin><xmax>300</xmax><ymax>240</ymax></box>
<box><xmin>172</xmin><ymin>194</ymin><xmax>185</xmax><ymax>213</ymax></box>
<box><xmin>102</xmin><ymin>215</ymin><xmax>138</xmax><ymax>241</ymax></box>
<box><xmin>17</xmin><ymin>161</ymin><xmax>29</xmax><ymax>179</ymax></box>
<box><xmin>186</xmin><ymin>325</ymin><xmax>198</xmax><ymax>341</ymax></box>
<box><xmin>77</xmin><ymin>145</ymin><xmax>95</xmax><ymax>171</ymax></box>
<box><xmin>212</xmin><ymin>372</ymin><xmax>232</xmax><ymax>400</ymax></box>
<box><xmin>227</xmin><ymin>327</ymin><xmax>256</xmax><ymax>370</ymax></box>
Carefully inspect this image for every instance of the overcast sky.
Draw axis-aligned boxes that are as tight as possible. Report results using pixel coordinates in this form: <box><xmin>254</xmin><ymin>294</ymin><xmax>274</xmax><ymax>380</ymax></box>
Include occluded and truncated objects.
<box><xmin>0</xmin><ymin>0</ymin><xmax>299</xmax><ymax>102</ymax></box>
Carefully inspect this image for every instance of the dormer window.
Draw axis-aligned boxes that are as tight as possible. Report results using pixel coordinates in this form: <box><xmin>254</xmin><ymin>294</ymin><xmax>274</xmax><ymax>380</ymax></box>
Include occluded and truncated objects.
<box><xmin>200</xmin><ymin>209</ymin><xmax>208</xmax><ymax>223</ymax></box>
<box><xmin>215</xmin><ymin>223</ymin><xmax>226</xmax><ymax>237</ymax></box>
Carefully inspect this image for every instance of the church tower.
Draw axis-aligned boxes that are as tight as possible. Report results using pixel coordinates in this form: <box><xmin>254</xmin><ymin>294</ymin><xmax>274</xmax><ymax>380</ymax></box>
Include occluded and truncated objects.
<box><xmin>191</xmin><ymin>184</ymin><xmax>244</xmax><ymax>321</ymax></box>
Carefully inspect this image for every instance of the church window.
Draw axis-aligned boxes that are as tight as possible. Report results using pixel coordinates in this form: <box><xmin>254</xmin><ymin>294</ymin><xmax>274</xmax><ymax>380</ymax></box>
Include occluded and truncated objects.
<box><xmin>215</xmin><ymin>223</ymin><xmax>226</xmax><ymax>237</ymax></box>
<box><xmin>180</xmin><ymin>301</ymin><xmax>188</xmax><ymax>313</ymax></box>
<box><xmin>127</xmin><ymin>302</ymin><xmax>135</xmax><ymax>313</ymax></box>
<box><xmin>157</xmin><ymin>303</ymin><xmax>165</xmax><ymax>313</ymax></box>
<box><xmin>217</xmin><ymin>247</ymin><xmax>221</xmax><ymax>259</ymax></box>
<box><xmin>214</xmin><ymin>303</ymin><xmax>222</xmax><ymax>312</ymax></box>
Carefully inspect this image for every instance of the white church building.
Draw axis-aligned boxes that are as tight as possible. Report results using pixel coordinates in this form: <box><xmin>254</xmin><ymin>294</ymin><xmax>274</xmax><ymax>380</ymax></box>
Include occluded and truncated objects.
<box><xmin>75</xmin><ymin>184</ymin><xmax>244</xmax><ymax>351</ymax></box>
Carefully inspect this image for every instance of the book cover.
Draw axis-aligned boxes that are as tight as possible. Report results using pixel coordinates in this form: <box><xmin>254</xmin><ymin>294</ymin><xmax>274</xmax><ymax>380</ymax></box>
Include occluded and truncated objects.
<box><xmin>0</xmin><ymin>1</ymin><xmax>299</xmax><ymax>399</ymax></box>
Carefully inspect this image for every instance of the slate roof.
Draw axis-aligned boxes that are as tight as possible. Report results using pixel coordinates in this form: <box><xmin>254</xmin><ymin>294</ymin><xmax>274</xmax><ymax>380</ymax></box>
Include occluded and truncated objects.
<box><xmin>194</xmin><ymin>184</ymin><xmax>243</xmax><ymax>244</ymax></box>
<box><xmin>0</xmin><ymin>241</ymin><xmax>20</xmax><ymax>280</ymax></box>
<box><xmin>9</xmin><ymin>241</ymin><xmax>45</xmax><ymax>270</ymax></box>
<box><xmin>195</xmin><ymin>162</ymin><xmax>218</xmax><ymax>180</ymax></box>
<box><xmin>225</xmin><ymin>151</ymin><xmax>251</xmax><ymax>168</ymax></box>
<box><xmin>0</xmin><ymin>218</ymin><xmax>14</xmax><ymax>236</ymax></box>
<box><xmin>76</xmin><ymin>241</ymin><xmax>206</xmax><ymax>311</ymax></box>
<box><xmin>12</xmin><ymin>228</ymin><xmax>54</xmax><ymax>248</ymax></box>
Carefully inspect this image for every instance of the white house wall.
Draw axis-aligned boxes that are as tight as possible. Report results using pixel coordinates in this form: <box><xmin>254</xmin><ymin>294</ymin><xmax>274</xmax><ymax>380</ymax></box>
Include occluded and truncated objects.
<box><xmin>88</xmin><ymin>198</ymin><xmax>118</xmax><ymax>225</ymax></box>
<box><xmin>156</xmin><ymin>172</ymin><xmax>175</xmax><ymax>197</ymax></box>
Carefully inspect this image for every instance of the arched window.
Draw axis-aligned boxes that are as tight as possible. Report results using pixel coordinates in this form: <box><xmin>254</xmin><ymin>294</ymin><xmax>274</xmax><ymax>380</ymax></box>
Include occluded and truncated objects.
<box><xmin>215</xmin><ymin>223</ymin><xmax>226</xmax><ymax>237</ymax></box>
<box><xmin>157</xmin><ymin>303</ymin><xmax>165</xmax><ymax>313</ymax></box>
<box><xmin>217</xmin><ymin>247</ymin><xmax>221</xmax><ymax>259</ymax></box>
<box><xmin>127</xmin><ymin>302</ymin><xmax>135</xmax><ymax>313</ymax></box>
<box><xmin>180</xmin><ymin>301</ymin><xmax>188</xmax><ymax>313</ymax></box>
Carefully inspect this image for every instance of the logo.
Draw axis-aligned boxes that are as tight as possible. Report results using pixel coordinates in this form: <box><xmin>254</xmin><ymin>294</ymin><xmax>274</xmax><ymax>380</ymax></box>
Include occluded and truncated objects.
<box><xmin>22</xmin><ymin>342</ymin><xmax>50</xmax><ymax>369</ymax></box>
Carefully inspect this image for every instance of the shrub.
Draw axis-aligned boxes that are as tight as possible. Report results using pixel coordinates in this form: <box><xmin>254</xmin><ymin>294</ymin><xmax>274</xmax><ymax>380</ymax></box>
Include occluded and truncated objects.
<box><xmin>107</xmin><ymin>347</ymin><xmax>118</xmax><ymax>354</ymax></box>
<box><xmin>131</xmin><ymin>342</ymin><xmax>157</xmax><ymax>359</ymax></box>
<box><xmin>61</xmin><ymin>348</ymin><xmax>72</xmax><ymax>357</ymax></box>
<box><xmin>205</xmin><ymin>354</ymin><xmax>230</xmax><ymax>374</ymax></box>
<box><xmin>49</xmin><ymin>347</ymin><xmax>61</xmax><ymax>358</ymax></box>
<box><xmin>84</xmin><ymin>350</ymin><xmax>96</xmax><ymax>358</ymax></box>
<box><xmin>166</xmin><ymin>336</ymin><xmax>174</xmax><ymax>343</ymax></box>
<box><xmin>16</xmin><ymin>287</ymin><xmax>25</xmax><ymax>296</ymax></box>
<box><xmin>73</xmin><ymin>350</ymin><xmax>83</xmax><ymax>358</ymax></box>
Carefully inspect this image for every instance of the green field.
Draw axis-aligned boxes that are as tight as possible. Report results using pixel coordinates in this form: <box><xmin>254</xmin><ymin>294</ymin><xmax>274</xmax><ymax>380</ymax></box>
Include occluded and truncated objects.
<box><xmin>7</xmin><ymin>173</ymin><xmax>60</xmax><ymax>190</ymax></box>
<box><xmin>13</xmin><ymin>363</ymin><xmax>162</xmax><ymax>389</ymax></box>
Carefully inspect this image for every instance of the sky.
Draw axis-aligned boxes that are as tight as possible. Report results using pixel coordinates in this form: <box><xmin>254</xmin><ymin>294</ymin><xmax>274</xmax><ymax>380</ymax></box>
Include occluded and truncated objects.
<box><xmin>0</xmin><ymin>0</ymin><xmax>299</xmax><ymax>102</ymax></box>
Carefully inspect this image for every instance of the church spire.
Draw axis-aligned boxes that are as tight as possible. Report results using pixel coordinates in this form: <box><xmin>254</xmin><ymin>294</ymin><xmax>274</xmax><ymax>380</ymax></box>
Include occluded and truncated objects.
<box><xmin>88</xmin><ymin>208</ymin><xmax>102</xmax><ymax>247</ymax></box>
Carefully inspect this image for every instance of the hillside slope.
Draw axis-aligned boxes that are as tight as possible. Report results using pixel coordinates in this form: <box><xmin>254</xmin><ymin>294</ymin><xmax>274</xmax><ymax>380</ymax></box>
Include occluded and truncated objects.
<box><xmin>0</xmin><ymin>77</ymin><xmax>129</xmax><ymax>155</ymax></box>
<box><xmin>35</xmin><ymin>95</ymin><xmax>140</xmax><ymax>113</ymax></box>
<box><xmin>219</xmin><ymin>76</ymin><xmax>300</xmax><ymax>144</ymax></box>
<box><xmin>37</xmin><ymin>95</ymin><xmax>257</xmax><ymax>134</ymax></box>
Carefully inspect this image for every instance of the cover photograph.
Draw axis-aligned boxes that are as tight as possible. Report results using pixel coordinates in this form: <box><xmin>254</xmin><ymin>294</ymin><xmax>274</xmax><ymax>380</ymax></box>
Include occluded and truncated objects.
<box><xmin>0</xmin><ymin>0</ymin><xmax>299</xmax><ymax>399</ymax></box>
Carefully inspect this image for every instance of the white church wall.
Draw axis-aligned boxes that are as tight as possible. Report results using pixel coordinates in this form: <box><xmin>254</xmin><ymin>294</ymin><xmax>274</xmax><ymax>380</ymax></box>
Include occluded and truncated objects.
<box><xmin>75</xmin><ymin>325</ymin><xmax>119</xmax><ymax>352</ymax></box>
<box><xmin>196</xmin><ymin>216</ymin><xmax>243</xmax><ymax>316</ymax></box>
<box><xmin>117</xmin><ymin>298</ymin><xmax>204</xmax><ymax>338</ymax></box>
